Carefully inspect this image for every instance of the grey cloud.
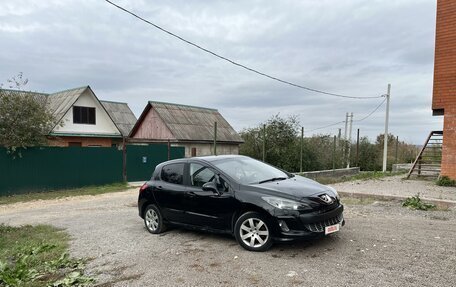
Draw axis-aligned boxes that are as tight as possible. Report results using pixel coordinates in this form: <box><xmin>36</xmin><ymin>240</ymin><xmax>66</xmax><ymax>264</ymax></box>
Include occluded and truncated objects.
<box><xmin>0</xmin><ymin>0</ymin><xmax>441</xmax><ymax>144</ymax></box>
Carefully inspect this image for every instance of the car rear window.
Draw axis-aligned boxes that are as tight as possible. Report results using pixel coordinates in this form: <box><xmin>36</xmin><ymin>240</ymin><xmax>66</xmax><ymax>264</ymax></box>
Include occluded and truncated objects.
<box><xmin>161</xmin><ymin>163</ymin><xmax>184</xmax><ymax>185</ymax></box>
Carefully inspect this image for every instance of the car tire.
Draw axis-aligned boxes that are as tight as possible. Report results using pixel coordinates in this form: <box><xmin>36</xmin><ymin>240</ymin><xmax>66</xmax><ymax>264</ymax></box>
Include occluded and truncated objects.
<box><xmin>234</xmin><ymin>211</ymin><xmax>273</xmax><ymax>252</ymax></box>
<box><xmin>144</xmin><ymin>204</ymin><xmax>166</xmax><ymax>234</ymax></box>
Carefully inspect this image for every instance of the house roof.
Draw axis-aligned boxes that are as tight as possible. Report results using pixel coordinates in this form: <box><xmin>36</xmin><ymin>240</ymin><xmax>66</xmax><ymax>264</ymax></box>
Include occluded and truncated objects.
<box><xmin>47</xmin><ymin>86</ymin><xmax>88</xmax><ymax>123</ymax></box>
<box><xmin>101</xmin><ymin>100</ymin><xmax>137</xmax><ymax>136</ymax></box>
<box><xmin>0</xmin><ymin>86</ymin><xmax>136</xmax><ymax>137</ymax></box>
<box><xmin>130</xmin><ymin>101</ymin><xmax>243</xmax><ymax>143</ymax></box>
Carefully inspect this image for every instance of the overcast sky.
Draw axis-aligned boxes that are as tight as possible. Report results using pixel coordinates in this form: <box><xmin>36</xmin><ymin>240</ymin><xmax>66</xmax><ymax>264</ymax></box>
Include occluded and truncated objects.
<box><xmin>0</xmin><ymin>0</ymin><xmax>442</xmax><ymax>143</ymax></box>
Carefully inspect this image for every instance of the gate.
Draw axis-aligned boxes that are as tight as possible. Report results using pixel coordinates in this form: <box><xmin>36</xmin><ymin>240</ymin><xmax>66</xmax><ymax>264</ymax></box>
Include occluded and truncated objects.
<box><xmin>125</xmin><ymin>144</ymin><xmax>185</xmax><ymax>182</ymax></box>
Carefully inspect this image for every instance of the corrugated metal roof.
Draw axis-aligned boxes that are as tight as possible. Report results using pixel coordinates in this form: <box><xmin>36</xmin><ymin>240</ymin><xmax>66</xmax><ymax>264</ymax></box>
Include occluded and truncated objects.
<box><xmin>101</xmin><ymin>101</ymin><xmax>137</xmax><ymax>136</ymax></box>
<box><xmin>48</xmin><ymin>86</ymin><xmax>88</xmax><ymax>121</ymax></box>
<box><xmin>0</xmin><ymin>89</ymin><xmax>48</xmax><ymax>102</ymax></box>
<box><xmin>149</xmin><ymin>101</ymin><xmax>243</xmax><ymax>143</ymax></box>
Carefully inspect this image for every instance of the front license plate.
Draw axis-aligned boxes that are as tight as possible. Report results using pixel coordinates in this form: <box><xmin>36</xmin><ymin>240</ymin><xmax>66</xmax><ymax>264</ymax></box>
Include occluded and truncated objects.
<box><xmin>325</xmin><ymin>224</ymin><xmax>340</xmax><ymax>235</ymax></box>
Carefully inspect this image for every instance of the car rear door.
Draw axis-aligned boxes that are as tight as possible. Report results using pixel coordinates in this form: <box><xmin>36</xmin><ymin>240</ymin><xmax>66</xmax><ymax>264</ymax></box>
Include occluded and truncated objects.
<box><xmin>153</xmin><ymin>162</ymin><xmax>187</xmax><ymax>223</ymax></box>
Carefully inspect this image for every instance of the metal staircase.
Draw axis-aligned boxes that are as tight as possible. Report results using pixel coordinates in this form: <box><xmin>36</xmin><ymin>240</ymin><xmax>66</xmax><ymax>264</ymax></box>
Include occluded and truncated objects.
<box><xmin>406</xmin><ymin>131</ymin><xmax>443</xmax><ymax>179</ymax></box>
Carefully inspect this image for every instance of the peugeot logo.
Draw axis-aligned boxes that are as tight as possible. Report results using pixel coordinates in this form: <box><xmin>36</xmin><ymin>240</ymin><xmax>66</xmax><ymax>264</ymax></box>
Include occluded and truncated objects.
<box><xmin>319</xmin><ymin>194</ymin><xmax>334</xmax><ymax>204</ymax></box>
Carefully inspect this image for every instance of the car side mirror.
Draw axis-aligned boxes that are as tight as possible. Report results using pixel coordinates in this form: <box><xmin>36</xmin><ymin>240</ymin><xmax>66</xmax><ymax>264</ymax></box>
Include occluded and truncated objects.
<box><xmin>202</xmin><ymin>182</ymin><xmax>220</xmax><ymax>195</ymax></box>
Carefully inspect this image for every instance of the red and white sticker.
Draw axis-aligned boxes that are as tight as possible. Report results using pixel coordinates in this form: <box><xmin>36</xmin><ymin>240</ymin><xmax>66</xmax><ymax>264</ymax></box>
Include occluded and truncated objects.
<box><xmin>325</xmin><ymin>224</ymin><xmax>340</xmax><ymax>235</ymax></box>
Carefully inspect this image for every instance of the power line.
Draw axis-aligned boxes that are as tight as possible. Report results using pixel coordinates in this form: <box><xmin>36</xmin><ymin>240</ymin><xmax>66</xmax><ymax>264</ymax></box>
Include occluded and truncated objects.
<box><xmin>307</xmin><ymin>96</ymin><xmax>386</xmax><ymax>132</ymax></box>
<box><xmin>104</xmin><ymin>0</ymin><xmax>383</xmax><ymax>100</ymax></box>
<box><xmin>307</xmin><ymin>121</ymin><xmax>346</xmax><ymax>132</ymax></box>
<box><xmin>354</xmin><ymin>97</ymin><xmax>387</xmax><ymax>122</ymax></box>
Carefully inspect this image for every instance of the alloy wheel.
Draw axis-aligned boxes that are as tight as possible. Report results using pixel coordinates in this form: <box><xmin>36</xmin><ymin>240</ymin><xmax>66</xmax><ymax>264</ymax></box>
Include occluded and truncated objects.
<box><xmin>239</xmin><ymin>218</ymin><xmax>269</xmax><ymax>248</ymax></box>
<box><xmin>145</xmin><ymin>209</ymin><xmax>159</xmax><ymax>231</ymax></box>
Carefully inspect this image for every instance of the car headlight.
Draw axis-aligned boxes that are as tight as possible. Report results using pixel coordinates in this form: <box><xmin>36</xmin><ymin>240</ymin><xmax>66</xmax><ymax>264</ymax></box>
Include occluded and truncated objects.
<box><xmin>262</xmin><ymin>196</ymin><xmax>311</xmax><ymax>211</ymax></box>
<box><xmin>327</xmin><ymin>186</ymin><xmax>340</xmax><ymax>200</ymax></box>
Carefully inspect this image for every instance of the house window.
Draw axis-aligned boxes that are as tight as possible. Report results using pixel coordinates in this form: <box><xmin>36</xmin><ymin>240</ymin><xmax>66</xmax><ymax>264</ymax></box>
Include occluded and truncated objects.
<box><xmin>73</xmin><ymin>106</ymin><xmax>96</xmax><ymax>124</ymax></box>
<box><xmin>191</xmin><ymin>147</ymin><xmax>197</xmax><ymax>157</ymax></box>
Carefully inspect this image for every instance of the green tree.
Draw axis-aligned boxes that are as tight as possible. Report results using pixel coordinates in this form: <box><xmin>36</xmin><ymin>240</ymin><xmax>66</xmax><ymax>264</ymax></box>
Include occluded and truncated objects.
<box><xmin>356</xmin><ymin>136</ymin><xmax>382</xmax><ymax>171</ymax></box>
<box><xmin>240</xmin><ymin>114</ymin><xmax>419</xmax><ymax>173</ymax></box>
<box><xmin>239</xmin><ymin>114</ymin><xmax>301</xmax><ymax>171</ymax></box>
<box><xmin>0</xmin><ymin>73</ymin><xmax>56</xmax><ymax>151</ymax></box>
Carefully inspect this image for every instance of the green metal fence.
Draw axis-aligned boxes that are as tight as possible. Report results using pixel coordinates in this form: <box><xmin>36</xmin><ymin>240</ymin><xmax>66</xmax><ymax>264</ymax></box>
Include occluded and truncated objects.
<box><xmin>126</xmin><ymin>144</ymin><xmax>185</xmax><ymax>182</ymax></box>
<box><xmin>0</xmin><ymin>144</ymin><xmax>185</xmax><ymax>196</ymax></box>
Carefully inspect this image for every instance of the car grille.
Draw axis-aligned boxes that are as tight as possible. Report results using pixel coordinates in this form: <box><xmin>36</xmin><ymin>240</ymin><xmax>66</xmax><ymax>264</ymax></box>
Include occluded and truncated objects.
<box><xmin>317</xmin><ymin>202</ymin><xmax>339</xmax><ymax>213</ymax></box>
<box><xmin>304</xmin><ymin>214</ymin><xmax>344</xmax><ymax>233</ymax></box>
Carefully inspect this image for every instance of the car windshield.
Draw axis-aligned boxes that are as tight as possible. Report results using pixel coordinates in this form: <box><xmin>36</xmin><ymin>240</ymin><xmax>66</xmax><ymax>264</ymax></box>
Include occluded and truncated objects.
<box><xmin>211</xmin><ymin>157</ymin><xmax>291</xmax><ymax>185</ymax></box>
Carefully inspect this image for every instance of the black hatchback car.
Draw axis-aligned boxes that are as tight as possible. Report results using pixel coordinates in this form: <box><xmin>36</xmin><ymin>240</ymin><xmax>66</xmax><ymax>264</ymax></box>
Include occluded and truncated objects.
<box><xmin>138</xmin><ymin>155</ymin><xmax>344</xmax><ymax>251</ymax></box>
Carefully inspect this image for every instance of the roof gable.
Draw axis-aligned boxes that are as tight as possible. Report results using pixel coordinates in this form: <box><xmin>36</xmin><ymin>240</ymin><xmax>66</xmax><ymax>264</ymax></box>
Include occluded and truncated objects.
<box><xmin>48</xmin><ymin>86</ymin><xmax>89</xmax><ymax>131</ymax></box>
<box><xmin>130</xmin><ymin>101</ymin><xmax>243</xmax><ymax>143</ymax></box>
<box><xmin>51</xmin><ymin>87</ymin><xmax>122</xmax><ymax>136</ymax></box>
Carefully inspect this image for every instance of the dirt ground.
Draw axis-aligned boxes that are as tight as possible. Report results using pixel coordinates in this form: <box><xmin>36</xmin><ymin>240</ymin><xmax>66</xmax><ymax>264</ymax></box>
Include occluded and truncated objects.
<box><xmin>1</xmin><ymin>183</ymin><xmax>455</xmax><ymax>287</ymax></box>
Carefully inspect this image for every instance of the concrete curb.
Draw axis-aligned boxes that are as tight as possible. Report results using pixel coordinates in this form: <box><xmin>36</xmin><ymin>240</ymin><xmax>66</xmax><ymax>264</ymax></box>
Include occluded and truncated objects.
<box><xmin>339</xmin><ymin>191</ymin><xmax>456</xmax><ymax>209</ymax></box>
<box><xmin>128</xmin><ymin>181</ymin><xmax>145</xmax><ymax>188</ymax></box>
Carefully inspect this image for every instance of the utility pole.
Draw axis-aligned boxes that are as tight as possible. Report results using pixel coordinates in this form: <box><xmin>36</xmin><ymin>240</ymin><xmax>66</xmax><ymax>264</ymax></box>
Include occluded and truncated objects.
<box><xmin>356</xmin><ymin>129</ymin><xmax>360</xmax><ymax>167</ymax></box>
<box><xmin>347</xmin><ymin>112</ymin><xmax>353</xmax><ymax>168</ymax></box>
<box><xmin>167</xmin><ymin>138</ymin><xmax>171</xmax><ymax>160</ymax></box>
<box><xmin>337</xmin><ymin>128</ymin><xmax>341</xmax><ymax>145</ymax></box>
<box><xmin>382</xmin><ymin>84</ymin><xmax>391</xmax><ymax>172</ymax></box>
<box><xmin>343</xmin><ymin>113</ymin><xmax>348</xmax><ymax>141</ymax></box>
<box><xmin>213</xmin><ymin>122</ymin><xmax>217</xmax><ymax>155</ymax></box>
<box><xmin>395</xmin><ymin>136</ymin><xmax>399</xmax><ymax>165</ymax></box>
<box><xmin>332</xmin><ymin>135</ymin><xmax>336</xmax><ymax>172</ymax></box>
<box><xmin>343</xmin><ymin>113</ymin><xmax>349</xmax><ymax>166</ymax></box>
<box><xmin>262</xmin><ymin>124</ymin><xmax>266</xmax><ymax>162</ymax></box>
<box><xmin>300</xmin><ymin>127</ymin><xmax>304</xmax><ymax>173</ymax></box>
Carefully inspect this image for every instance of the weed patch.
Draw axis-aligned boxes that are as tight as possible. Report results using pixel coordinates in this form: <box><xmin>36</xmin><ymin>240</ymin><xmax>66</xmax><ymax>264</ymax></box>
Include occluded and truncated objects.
<box><xmin>436</xmin><ymin>176</ymin><xmax>456</xmax><ymax>187</ymax></box>
<box><xmin>402</xmin><ymin>194</ymin><xmax>436</xmax><ymax>211</ymax></box>
<box><xmin>0</xmin><ymin>224</ymin><xmax>94</xmax><ymax>287</ymax></box>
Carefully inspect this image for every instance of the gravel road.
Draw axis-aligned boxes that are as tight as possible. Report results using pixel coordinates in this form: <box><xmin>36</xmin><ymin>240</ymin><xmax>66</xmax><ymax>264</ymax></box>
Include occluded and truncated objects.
<box><xmin>1</xmin><ymin>185</ymin><xmax>455</xmax><ymax>287</ymax></box>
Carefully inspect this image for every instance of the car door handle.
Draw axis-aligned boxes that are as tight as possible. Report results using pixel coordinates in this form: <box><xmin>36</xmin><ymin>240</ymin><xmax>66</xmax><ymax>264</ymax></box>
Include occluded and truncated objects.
<box><xmin>187</xmin><ymin>191</ymin><xmax>196</xmax><ymax>197</ymax></box>
<box><xmin>156</xmin><ymin>186</ymin><xmax>163</xmax><ymax>190</ymax></box>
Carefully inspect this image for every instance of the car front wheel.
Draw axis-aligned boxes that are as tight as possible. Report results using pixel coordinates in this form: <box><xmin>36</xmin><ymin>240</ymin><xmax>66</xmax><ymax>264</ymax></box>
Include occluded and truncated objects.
<box><xmin>144</xmin><ymin>204</ymin><xmax>166</xmax><ymax>234</ymax></box>
<box><xmin>234</xmin><ymin>211</ymin><xmax>273</xmax><ymax>251</ymax></box>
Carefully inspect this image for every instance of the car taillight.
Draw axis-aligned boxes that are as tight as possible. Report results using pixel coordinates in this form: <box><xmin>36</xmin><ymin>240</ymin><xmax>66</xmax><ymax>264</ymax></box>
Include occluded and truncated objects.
<box><xmin>139</xmin><ymin>183</ymin><xmax>148</xmax><ymax>193</ymax></box>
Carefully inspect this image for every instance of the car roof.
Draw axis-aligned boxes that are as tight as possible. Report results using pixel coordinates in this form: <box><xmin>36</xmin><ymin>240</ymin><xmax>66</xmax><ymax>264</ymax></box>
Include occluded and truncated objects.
<box><xmin>193</xmin><ymin>154</ymin><xmax>247</xmax><ymax>162</ymax></box>
<box><xmin>157</xmin><ymin>155</ymin><xmax>248</xmax><ymax>167</ymax></box>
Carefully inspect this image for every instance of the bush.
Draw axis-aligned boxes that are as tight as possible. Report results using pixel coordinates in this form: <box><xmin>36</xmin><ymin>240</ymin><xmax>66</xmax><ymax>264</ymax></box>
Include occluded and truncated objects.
<box><xmin>436</xmin><ymin>176</ymin><xmax>456</xmax><ymax>187</ymax></box>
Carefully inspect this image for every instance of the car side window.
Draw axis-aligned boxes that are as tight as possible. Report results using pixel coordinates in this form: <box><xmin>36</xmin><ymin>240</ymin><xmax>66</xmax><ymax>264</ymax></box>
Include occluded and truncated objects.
<box><xmin>216</xmin><ymin>176</ymin><xmax>229</xmax><ymax>192</ymax></box>
<box><xmin>161</xmin><ymin>163</ymin><xmax>184</xmax><ymax>185</ymax></box>
<box><xmin>190</xmin><ymin>163</ymin><xmax>216</xmax><ymax>188</ymax></box>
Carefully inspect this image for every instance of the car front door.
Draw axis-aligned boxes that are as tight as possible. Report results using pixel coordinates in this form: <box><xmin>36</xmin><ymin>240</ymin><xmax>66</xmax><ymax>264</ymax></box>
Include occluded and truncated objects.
<box><xmin>183</xmin><ymin>162</ymin><xmax>237</xmax><ymax>230</ymax></box>
<box><xmin>153</xmin><ymin>162</ymin><xmax>187</xmax><ymax>223</ymax></box>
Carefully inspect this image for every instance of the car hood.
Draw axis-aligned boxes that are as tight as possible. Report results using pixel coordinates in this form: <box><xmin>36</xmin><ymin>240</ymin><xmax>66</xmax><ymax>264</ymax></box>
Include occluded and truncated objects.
<box><xmin>246</xmin><ymin>175</ymin><xmax>334</xmax><ymax>200</ymax></box>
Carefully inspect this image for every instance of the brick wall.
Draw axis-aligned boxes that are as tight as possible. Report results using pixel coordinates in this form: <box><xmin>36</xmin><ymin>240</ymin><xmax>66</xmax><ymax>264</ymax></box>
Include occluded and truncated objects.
<box><xmin>433</xmin><ymin>0</ymin><xmax>456</xmax><ymax>110</ymax></box>
<box><xmin>47</xmin><ymin>136</ymin><xmax>114</xmax><ymax>147</ymax></box>
<box><xmin>433</xmin><ymin>0</ymin><xmax>456</xmax><ymax>179</ymax></box>
<box><xmin>442</xmin><ymin>104</ymin><xmax>456</xmax><ymax>178</ymax></box>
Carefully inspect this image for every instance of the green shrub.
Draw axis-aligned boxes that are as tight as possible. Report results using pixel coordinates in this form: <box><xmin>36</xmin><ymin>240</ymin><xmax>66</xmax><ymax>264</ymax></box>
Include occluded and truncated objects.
<box><xmin>402</xmin><ymin>194</ymin><xmax>436</xmax><ymax>211</ymax></box>
<box><xmin>436</xmin><ymin>176</ymin><xmax>456</xmax><ymax>187</ymax></box>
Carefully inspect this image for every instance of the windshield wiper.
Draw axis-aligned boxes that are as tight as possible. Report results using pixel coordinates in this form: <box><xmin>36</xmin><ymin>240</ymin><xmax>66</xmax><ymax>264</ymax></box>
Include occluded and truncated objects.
<box><xmin>258</xmin><ymin>177</ymin><xmax>288</xmax><ymax>184</ymax></box>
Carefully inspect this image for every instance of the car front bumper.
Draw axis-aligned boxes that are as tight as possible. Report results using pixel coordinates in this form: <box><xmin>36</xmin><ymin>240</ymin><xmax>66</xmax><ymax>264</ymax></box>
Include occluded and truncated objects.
<box><xmin>272</xmin><ymin>204</ymin><xmax>345</xmax><ymax>241</ymax></box>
